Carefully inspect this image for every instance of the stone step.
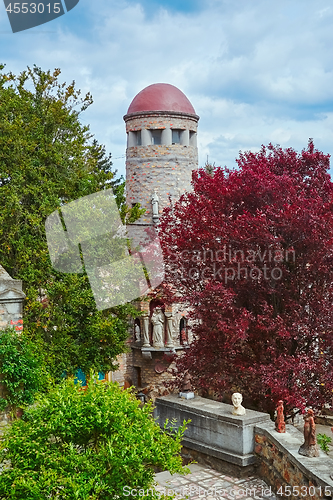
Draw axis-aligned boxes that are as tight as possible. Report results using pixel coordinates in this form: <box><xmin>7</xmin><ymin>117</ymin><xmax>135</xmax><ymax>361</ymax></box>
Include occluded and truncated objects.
<box><xmin>315</xmin><ymin>415</ymin><xmax>333</xmax><ymax>427</ymax></box>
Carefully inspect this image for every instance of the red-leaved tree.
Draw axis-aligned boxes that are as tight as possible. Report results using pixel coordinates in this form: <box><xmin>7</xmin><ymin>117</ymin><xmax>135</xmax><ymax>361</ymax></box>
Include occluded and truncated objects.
<box><xmin>159</xmin><ymin>141</ymin><xmax>333</xmax><ymax>414</ymax></box>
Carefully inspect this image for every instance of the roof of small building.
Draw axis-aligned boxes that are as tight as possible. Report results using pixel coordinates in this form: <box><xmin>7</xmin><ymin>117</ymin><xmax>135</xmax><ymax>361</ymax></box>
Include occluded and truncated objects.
<box><xmin>126</xmin><ymin>83</ymin><xmax>196</xmax><ymax>115</ymax></box>
<box><xmin>0</xmin><ymin>264</ymin><xmax>13</xmax><ymax>280</ymax></box>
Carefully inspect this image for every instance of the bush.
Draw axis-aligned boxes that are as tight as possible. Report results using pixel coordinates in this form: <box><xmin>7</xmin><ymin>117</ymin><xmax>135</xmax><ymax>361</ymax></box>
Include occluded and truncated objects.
<box><xmin>0</xmin><ymin>328</ymin><xmax>45</xmax><ymax>416</ymax></box>
<box><xmin>317</xmin><ymin>433</ymin><xmax>332</xmax><ymax>454</ymax></box>
<box><xmin>0</xmin><ymin>376</ymin><xmax>188</xmax><ymax>499</ymax></box>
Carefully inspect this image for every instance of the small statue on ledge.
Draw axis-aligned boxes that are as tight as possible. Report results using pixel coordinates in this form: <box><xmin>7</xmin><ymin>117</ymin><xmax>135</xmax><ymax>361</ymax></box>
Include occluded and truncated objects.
<box><xmin>181</xmin><ymin>372</ymin><xmax>192</xmax><ymax>393</ymax></box>
<box><xmin>275</xmin><ymin>400</ymin><xmax>286</xmax><ymax>433</ymax></box>
<box><xmin>179</xmin><ymin>372</ymin><xmax>194</xmax><ymax>399</ymax></box>
<box><xmin>298</xmin><ymin>409</ymin><xmax>319</xmax><ymax>457</ymax></box>
<box><xmin>231</xmin><ymin>392</ymin><xmax>246</xmax><ymax>416</ymax></box>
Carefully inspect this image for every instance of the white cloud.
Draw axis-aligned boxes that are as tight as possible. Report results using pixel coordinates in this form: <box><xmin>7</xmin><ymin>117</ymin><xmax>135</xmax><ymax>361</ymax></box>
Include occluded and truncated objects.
<box><xmin>1</xmin><ymin>0</ymin><xmax>333</xmax><ymax>176</ymax></box>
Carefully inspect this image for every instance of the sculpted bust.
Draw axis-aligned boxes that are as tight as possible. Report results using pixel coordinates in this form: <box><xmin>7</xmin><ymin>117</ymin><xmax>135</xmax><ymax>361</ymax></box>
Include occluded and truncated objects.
<box><xmin>231</xmin><ymin>392</ymin><xmax>246</xmax><ymax>416</ymax></box>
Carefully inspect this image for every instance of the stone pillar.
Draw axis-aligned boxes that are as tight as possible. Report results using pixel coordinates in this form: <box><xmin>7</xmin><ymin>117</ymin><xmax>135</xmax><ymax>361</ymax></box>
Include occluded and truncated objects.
<box><xmin>127</xmin><ymin>131</ymin><xmax>136</xmax><ymax>148</ymax></box>
<box><xmin>164</xmin><ymin>312</ymin><xmax>174</xmax><ymax>348</ymax></box>
<box><xmin>142</xmin><ymin>313</ymin><xmax>150</xmax><ymax>347</ymax></box>
<box><xmin>141</xmin><ymin>128</ymin><xmax>151</xmax><ymax>146</ymax></box>
<box><xmin>181</xmin><ymin>129</ymin><xmax>189</xmax><ymax>146</ymax></box>
<box><xmin>161</xmin><ymin>127</ymin><xmax>172</xmax><ymax>145</ymax></box>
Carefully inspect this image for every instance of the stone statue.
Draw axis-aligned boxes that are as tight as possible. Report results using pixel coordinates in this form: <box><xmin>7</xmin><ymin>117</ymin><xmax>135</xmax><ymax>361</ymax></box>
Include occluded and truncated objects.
<box><xmin>231</xmin><ymin>392</ymin><xmax>246</xmax><ymax>416</ymax></box>
<box><xmin>151</xmin><ymin>307</ymin><xmax>164</xmax><ymax>347</ymax></box>
<box><xmin>134</xmin><ymin>323</ymin><xmax>141</xmax><ymax>342</ymax></box>
<box><xmin>275</xmin><ymin>400</ymin><xmax>286</xmax><ymax>433</ymax></box>
<box><xmin>298</xmin><ymin>409</ymin><xmax>319</xmax><ymax>457</ymax></box>
<box><xmin>181</xmin><ymin>372</ymin><xmax>192</xmax><ymax>393</ymax></box>
<box><xmin>151</xmin><ymin>191</ymin><xmax>159</xmax><ymax>223</ymax></box>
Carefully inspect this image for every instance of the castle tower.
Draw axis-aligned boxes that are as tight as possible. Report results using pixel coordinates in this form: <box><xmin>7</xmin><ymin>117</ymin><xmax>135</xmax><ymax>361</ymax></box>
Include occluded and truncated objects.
<box><xmin>123</xmin><ymin>83</ymin><xmax>199</xmax><ymax>228</ymax></box>
<box><xmin>115</xmin><ymin>85</ymin><xmax>199</xmax><ymax>398</ymax></box>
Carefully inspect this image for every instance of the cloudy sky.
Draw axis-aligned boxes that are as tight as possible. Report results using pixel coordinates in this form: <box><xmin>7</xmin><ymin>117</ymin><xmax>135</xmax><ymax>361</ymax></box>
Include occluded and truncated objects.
<box><xmin>1</xmin><ymin>0</ymin><xmax>333</xmax><ymax>178</ymax></box>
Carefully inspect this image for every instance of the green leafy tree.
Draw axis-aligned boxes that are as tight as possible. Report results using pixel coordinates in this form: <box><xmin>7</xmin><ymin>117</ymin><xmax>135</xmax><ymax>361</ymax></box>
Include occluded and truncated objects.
<box><xmin>0</xmin><ymin>65</ymin><xmax>143</xmax><ymax>380</ymax></box>
<box><xmin>0</xmin><ymin>377</ymin><xmax>188</xmax><ymax>499</ymax></box>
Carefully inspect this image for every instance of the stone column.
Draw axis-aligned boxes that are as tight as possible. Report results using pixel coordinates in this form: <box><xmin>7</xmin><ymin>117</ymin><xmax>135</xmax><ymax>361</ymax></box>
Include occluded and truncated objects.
<box><xmin>127</xmin><ymin>131</ymin><xmax>135</xmax><ymax>148</ymax></box>
<box><xmin>161</xmin><ymin>127</ymin><xmax>172</xmax><ymax>145</ymax></box>
<box><xmin>181</xmin><ymin>129</ymin><xmax>189</xmax><ymax>146</ymax></box>
<box><xmin>142</xmin><ymin>314</ymin><xmax>150</xmax><ymax>347</ymax></box>
<box><xmin>141</xmin><ymin>128</ymin><xmax>151</xmax><ymax>146</ymax></box>
<box><xmin>164</xmin><ymin>312</ymin><xmax>174</xmax><ymax>348</ymax></box>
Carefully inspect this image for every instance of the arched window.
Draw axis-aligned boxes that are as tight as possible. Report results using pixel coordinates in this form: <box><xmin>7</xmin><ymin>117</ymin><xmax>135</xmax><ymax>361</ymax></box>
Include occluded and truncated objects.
<box><xmin>179</xmin><ymin>317</ymin><xmax>188</xmax><ymax>345</ymax></box>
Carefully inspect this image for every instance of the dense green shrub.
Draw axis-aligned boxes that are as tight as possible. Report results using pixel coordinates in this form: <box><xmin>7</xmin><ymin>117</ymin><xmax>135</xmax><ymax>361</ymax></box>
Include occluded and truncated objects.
<box><xmin>0</xmin><ymin>328</ymin><xmax>45</xmax><ymax>415</ymax></box>
<box><xmin>0</xmin><ymin>376</ymin><xmax>188</xmax><ymax>499</ymax></box>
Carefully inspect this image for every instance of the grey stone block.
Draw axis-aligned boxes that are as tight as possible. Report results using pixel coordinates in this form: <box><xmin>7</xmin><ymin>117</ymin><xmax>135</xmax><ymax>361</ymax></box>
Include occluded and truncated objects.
<box><xmin>154</xmin><ymin>394</ymin><xmax>270</xmax><ymax>467</ymax></box>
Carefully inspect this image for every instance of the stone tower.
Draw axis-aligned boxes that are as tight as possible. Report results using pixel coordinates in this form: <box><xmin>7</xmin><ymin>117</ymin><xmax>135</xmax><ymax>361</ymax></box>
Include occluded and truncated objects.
<box><xmin>123</xmin><ymin>83</ymin><xmax>199</xmax><ymax>228</ymax></box>
<box><xmin>114</xmin><ymin>85</ymin><xmax>199</xmax><ymax>398</ymax></box>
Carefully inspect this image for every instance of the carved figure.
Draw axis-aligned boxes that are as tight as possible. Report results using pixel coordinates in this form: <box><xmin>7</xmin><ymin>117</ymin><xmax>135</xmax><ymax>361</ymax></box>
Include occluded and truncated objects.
<box><xmin>181</xmin><ymin>372</ymin><xmax>192</xmax><ymax>393</ymax></box>
<box><xmin>298</xmin><ymin>409</ymin><xmax>319</xmax><ymax>457</ymax></box>
<box><xmin>172</xmin><ymin>316</ymin><xmax>179</xmax><ymax>342</ymax></box>
<box><xmin>151</xmin><ymin>307</ymin><xmax>164</xmax><ymax>347</ymax></box>
<box><xmin>275</xmin><ymin>400</ymin><xmax>286</xmax><ymax>433</ymax></box>
<box><xmin>151</xmin><ymin>192</ymin><xmax>159</xmax><ymax>222</ymax></box>
<box><xmin>231</xmin><ymin>392</ymin><xmax>246</xmax><ymax>416</ymax></box>
<box><xmin>142</xmin><ymin>314</ymin><xmax>150</xmax><ymax>347</ymax></box>
<box><xmin>134</xmin><ymin>323</ymin><xmax>141</xmax><ymax>342</ymax></box>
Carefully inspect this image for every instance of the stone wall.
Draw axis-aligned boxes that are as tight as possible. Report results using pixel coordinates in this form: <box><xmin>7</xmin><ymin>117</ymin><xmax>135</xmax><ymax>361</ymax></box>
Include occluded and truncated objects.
<box><xmin>255</xmin><ymin>422</ymin><xmax>333</xmax><ymax>500</ymax></box>
<box><xmin>124</xmin><ymin>113</ymin><xmax>198</xmax><ymax>134</ymax></box>
<box><xmin>126</xmin><ymin>144</ymin><xmax>198</xmax><ymax>224</ymax></box>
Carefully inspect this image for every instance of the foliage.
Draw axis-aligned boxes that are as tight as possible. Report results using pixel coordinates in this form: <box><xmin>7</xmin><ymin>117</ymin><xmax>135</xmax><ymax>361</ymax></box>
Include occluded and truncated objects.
<box><xmin>0</xmin><ymin>328</ymin><xmax>46</xmax><ymax>415</ymax></box>
<box><xmin>160</xmin><ymin>140</ymin><xmax>333</xmax><ymax>414</ymax></box>
<box><xmin>0</xmin><ymin>377</ymin><xmax>189</xmax><ymax>499</ymax></box>
<box><xmin>0</xmin><ymin>64</ymin><xmax>144</xmax><ymax>380</ymax></box>
<box><xmin>317</xmin><ymin>433</ymin><xmax>332</xmax><ymax>454</ymax></box>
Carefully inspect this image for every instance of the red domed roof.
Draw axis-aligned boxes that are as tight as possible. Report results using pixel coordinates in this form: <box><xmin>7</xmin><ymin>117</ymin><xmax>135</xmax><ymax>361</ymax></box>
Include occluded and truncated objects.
<box><xmin>126</xmin><ymin>83</ymin><xmax>196</xmax><ymax>115</ymax></box>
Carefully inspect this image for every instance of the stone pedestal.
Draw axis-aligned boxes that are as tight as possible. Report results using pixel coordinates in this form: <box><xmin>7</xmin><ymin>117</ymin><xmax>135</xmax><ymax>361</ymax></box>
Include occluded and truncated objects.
<box><xmin>154</xmin><ymin>395</ymin><xmax>270</xmax><ymax>467</ymax></box>
<box><xmin>179</xmin><ymin>392</ymin><xmax>195</xmax><ymax>399</ymax></box>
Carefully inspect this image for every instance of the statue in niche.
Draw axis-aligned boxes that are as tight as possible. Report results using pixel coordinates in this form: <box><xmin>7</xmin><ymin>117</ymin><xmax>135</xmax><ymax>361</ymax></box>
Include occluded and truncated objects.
<box><xmin>151</xmin><ymin>191</ymin><xmax>159</xmax><ymax>223</ymax></box>
<box><xmin>151</xmin><ymin>307</ymin><xmax>164</xmax><ymax>347</ymax></box>
<box><xmin>298</xmin><ymin>409</ymin><xmax>319</xmax><ymax>457</ymax></box>
<box><xmin>134</xmin><ymin>323</ymin><xmax>141</xmax><ymax>342</ymax></box>
<box><xmin>172</xmin><ymin>316</ymin><xmax>179</xmax><ymax>342</ymax></box>
<box><xmin>231</xmin><ymin>392</ymin><xmax>246</xmax><ymax>416</ymax></box>
<box><xmin>275</xmin><ymin>400</ymin><xmax>286</xmax><ymax>433</ymax></box>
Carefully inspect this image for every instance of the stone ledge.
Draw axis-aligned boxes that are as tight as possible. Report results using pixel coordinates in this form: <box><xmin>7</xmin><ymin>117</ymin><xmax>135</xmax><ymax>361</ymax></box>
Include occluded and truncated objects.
<box><xmin>155</xmin><ymin>394</ymin><xmax>271</xmax><ymax>426</ymax></box>
<box><xmin>154</xmin><ymin>395</ymin><xmax>270</xmax><ymax>467</ymax></box>
<box><xmin>182</xmin><ymin>436</ymin><xmax>256</xmax><ymax>467</ymax></box>
<box><xmin>255</xmin><ymin>422</ymin><xmax>333</xmax><ymax>499</ymax></box>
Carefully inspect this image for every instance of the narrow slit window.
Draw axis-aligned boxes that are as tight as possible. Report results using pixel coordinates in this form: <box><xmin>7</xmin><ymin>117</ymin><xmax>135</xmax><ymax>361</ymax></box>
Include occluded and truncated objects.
<box><xmin>172</xmin><ymin>129</ymin><xmax>181</xmax><ymax>144</ymax></box>
<box><xmin>151</xmin><ymin>129</ymin><xmax>162</xmax><ymax>145</ymax></box>
<box><xmin>135</xmin><ymin>130</ymin><xmax>141</xmax><ymax>146</ymax></box>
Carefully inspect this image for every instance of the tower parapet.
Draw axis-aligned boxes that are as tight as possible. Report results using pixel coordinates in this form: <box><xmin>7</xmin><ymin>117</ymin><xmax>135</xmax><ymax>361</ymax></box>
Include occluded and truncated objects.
<box><xmin>124</xmin><ymin>83</ymin><xmax>199</xmax><ymax>226</ymax></box>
